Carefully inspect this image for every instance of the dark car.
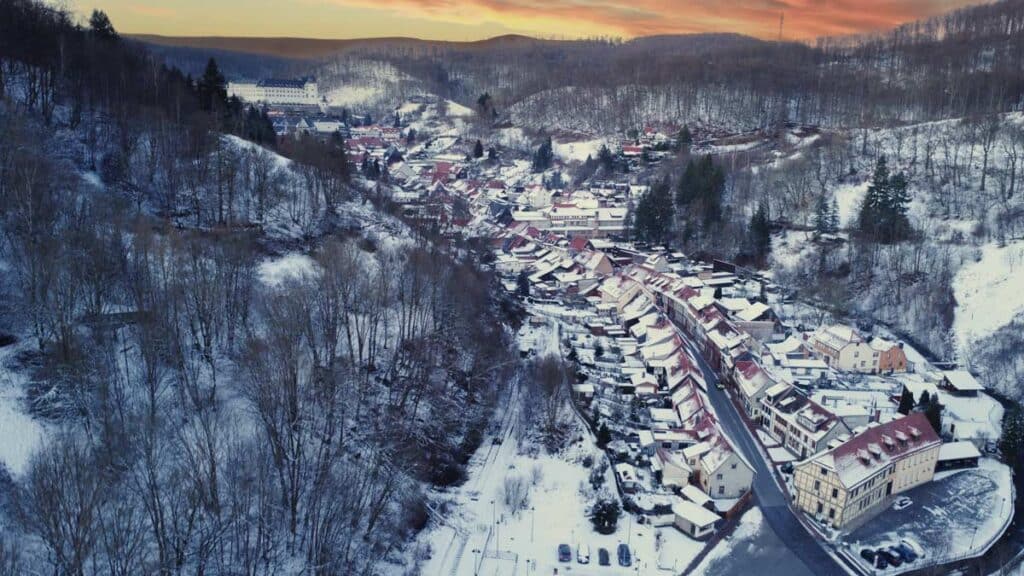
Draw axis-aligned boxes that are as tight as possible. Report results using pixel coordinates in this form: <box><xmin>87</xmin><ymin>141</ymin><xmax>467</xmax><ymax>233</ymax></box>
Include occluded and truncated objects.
<box><xmin>557</xmin><ymin>544</ymin><xmax>572</xmax><ymax>563</ymax></box>
<box><xmin>780</xmin><ymin>462</ymin><xmax>795</xmax><ymax>474</ymax></box>
<box><xmin>860</xmin><ymin>548</ymin><xmax>876</xmax><ymax>563</ymax></box>
<box><xmin>881</xmin><ymin>547</ymin><xmax>903</xmax><ymax>567</ymax></box>
<box><xmin>617</xmin><ymin>543</ymin><xmax>632</xmax><ymax>567</ymax></box>
<box><xmin>875</xmin><ymin>554</ymin><xmax>889</xmax><ymax>570</ymax></box>
<box><xmin>895</xmin><ymin>542</ymin><xmax>918</xmax><ymax>562</ymax></box>
<box><xmin>598</xmin><ymin>548</ymin><xmax>610</xmax><ymax>566</ymax></box>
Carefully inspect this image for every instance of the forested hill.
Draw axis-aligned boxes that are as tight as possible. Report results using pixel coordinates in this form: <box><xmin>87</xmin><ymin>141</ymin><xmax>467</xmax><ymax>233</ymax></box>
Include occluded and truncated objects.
<box><xmin>0</xmin><ymin>1</ymin><xmax>517</xmax><ymax>574</ymax></box>
<box><xmin>137</xmin><ymin>0</ymin><xmax>1024</xmax><ymax>132</ymax></box>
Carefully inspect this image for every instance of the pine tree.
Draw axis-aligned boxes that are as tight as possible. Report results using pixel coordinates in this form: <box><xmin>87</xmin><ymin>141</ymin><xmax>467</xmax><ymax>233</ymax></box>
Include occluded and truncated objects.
<box><xmin>897</xmin><ymin>387</ymin><xmax>915</xmax><ymax>415</ymax></box>
<box><xmin>999</xmin><ymin>407</ymin><xmax>1023</xmax><ymax>476</ymax></box>
<box><xmin>677</xmin><ymin>125</ymin><xmax>693</xmax><ymax>148</ymax></box>
<box><xmin>749</xmin><ymin>203</ymin><xmax>772</xmax><ymax>261</ymax></box>
<box><xmin>924</xmin><ymin>396</ymin><xmax>943</xmax><ymax>435</ymax></box>
<box><xmin>487</xmin><ymin>146</ymin><xmax>498</xmax><ymax>160</ymax></box>
<box><xmin>813</xmin><ymin>192</ymin><xmax>831</xmax><ymax>236</ymax></box>
<box><xmin>598</xmin><ymin>145</ymin><xmax>615</xmax><ymax>172</ymax></box>
<box><xmin>917</xmin><ymin>389</ymin><xmax>931</xmax><ymax>409</ymax></box>
<box><xmin>473</xmin><ymin>139</ymin><xmax>484</xmax><ymax>159</ymax></box>
<box><xmin>89</xmin><ymin>10</ymin><xmax>118</xmax><ymax>41</ymax></box>
<box><xmin>589</xmin><ymin>499</ymin><xmax>621</xmax><ymax>535</ymax></box>
<box><xmin>533</xmin><ymin>136</ymin><xmax>554</xmax><ymax>172</ymax></box>
<box><xmin>197</xmin><ymin>58</ymin><xmax>227</xmax><ymax>113</ymax></box>
<box><xmin>596</xmin><ymin>422</ymin><xmax>612</xmax><ymax>447</ymax></box>
<box><xmin>634</xmin><ymin>177</ymin><xmax>674</xmax><ymax>245</ymax></box>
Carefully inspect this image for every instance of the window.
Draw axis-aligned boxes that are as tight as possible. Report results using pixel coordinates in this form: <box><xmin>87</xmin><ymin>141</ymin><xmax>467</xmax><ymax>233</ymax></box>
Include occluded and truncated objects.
<box><xmin>731</xmin><ymin>463</ymin><xmax>737</xmax><ymax>470</ymax></box>
<box><xmin>718</xmin><ymin>486</ymin><xmax>725</xmax><ymax>495</ymax></box>
<box><xmin>816</xmin><ymin>502</ymin><xmax>823</xmax><ymax>514</ymax></box>
<box><xmin>717</xmin><ymin>474</ymin><xmax>723</xmax><ymax>480</ymax></box>
<box><xmin>831</xmin><ymin>488</ymin><xmax>838</xmax><ymax>499</ymax></box>
<box><xmin>820</xmin><ymin>467</ymin><xmax>828</xmax><ymax>476</ymax></box>
<box><xmin>828</xmin><ymin>508</ymin><xmax>835</xmax><ymax>519</ymax></box>
<box><xmin>814</xmin><ymin>480</ymin><xmax>820</xmax><ymax>491</ymax></box>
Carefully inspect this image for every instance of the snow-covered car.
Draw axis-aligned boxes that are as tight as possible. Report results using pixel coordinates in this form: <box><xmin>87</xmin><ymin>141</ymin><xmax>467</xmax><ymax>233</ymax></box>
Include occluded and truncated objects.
<box><xmin>577</xmin><ymin>543</ymin><xmax>590</xmax><ymax>564</ymax></box>
<box><xmin>893</xmin><ymin>496</ymin><xmax>912</xmax><ymax>510</ymax></box>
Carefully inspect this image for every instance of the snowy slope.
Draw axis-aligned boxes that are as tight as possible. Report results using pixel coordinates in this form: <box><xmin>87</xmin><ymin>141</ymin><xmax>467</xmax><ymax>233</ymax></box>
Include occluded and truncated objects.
<box><xmin>0</xmin><ymin>343</ymin><xmax>47</xmax><ymax>476</ymax></box>
<box><xmin>953</xmin><ymin>241</ymin><xmax>1024</xmax><ymax>355</ymax></box>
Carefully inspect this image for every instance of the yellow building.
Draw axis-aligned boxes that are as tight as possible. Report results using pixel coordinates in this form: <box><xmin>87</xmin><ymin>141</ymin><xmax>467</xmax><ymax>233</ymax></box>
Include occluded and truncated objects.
<box><xmin>793</xmin><ymin>413</ymin><xmax>941</xmax><ymax>529</ymax></box>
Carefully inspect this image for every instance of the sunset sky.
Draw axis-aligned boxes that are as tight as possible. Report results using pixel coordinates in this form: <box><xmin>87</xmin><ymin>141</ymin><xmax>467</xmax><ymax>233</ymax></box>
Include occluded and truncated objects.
<box><xmin>76</xmin><ymin>0</ymin><xmax>985</xmax><ymax>41</ymax></box>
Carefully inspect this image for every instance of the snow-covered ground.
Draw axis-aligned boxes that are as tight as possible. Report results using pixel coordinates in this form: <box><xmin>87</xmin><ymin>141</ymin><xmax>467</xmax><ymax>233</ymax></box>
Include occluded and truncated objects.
<box><xmin>0</xmin><ymin>342</ymin><xmax>47</xmax><ymax>476</ymax></box>
<box><xmin>953</xmin><ymin>240</ymin><xmax>1024</xmax><ymax>355</ymax></box>
<box><xmin>257</xmin><ymin>253</ymin><xmax>320</xmax><ymax>287</ymax></box>
<box><xmin>553</xmin><ymin>137</ymin><xmax>606</xmax><ymax>163</ymax></box>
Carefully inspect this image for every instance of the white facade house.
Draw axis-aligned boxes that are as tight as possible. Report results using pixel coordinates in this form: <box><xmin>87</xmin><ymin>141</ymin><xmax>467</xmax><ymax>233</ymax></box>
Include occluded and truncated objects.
<box><xmin>228</xmin><ymin>77</ymin><xmax>320</xmax><ymax>106</ymax></box>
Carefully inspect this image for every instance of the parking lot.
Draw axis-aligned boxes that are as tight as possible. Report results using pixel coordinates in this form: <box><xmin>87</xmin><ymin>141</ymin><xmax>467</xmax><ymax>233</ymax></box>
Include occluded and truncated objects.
<box><xmin>841</xmin><ymin>459</ymin><xmax>1014</xmax><ymax>573</ymax></box>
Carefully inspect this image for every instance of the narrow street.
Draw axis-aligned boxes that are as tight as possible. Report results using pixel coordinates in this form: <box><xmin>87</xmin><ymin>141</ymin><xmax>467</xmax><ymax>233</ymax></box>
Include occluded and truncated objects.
<box><xmin>677</xmin><ymin>335</ymin><xmax>852</xmax><ymax>575</ymax></box>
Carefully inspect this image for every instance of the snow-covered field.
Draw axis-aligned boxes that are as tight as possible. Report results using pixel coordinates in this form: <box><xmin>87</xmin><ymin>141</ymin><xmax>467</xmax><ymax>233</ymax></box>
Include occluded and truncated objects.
<box><xmin>953</xmin><ymin>240</ymin><xmax>1024</xmax><ymax>355</ymax></box>
<box><xmin>553</xmin><ymin>137</ymin><xmax>606</xmax><ymax>163</ymax></box>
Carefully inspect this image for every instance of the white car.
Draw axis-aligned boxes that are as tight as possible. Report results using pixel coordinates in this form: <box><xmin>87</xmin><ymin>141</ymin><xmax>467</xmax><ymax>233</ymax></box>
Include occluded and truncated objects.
<box><xmin>577</xmin><ymin>543</ymin><xmax>591</xmax><ymax>564</ymax></box>
<box><xmin>893</xmin><ymin>496</ymin><xmax>912</xmax><ymax>510</ymax></box>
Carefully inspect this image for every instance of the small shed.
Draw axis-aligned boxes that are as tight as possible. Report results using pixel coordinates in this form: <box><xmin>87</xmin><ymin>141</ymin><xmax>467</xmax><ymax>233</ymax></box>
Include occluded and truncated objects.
<box><xmin>672</xmin><ymin>499</ymin><xmax>720</xmax><ymax>539</ymax></box>
<box><xmin>941</xmin><ymin>370</ymin><xmax>984</xmax><ymax>396</ymax></box>
<box><xmin>937</xmin><ymin>441</ymin><xmax>981</xmax><ymax>471</ymax></box>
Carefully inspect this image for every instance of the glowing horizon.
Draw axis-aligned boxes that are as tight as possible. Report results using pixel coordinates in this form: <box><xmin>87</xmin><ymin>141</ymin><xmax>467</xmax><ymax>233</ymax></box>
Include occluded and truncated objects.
<box><xmin>74</xmin><ymin>0</ymin><xmax>987</xmax><ymax>42</ymax></box>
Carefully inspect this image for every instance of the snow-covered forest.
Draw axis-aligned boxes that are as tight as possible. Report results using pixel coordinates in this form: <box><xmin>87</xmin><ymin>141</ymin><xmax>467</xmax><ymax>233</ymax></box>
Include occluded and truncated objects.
<box><xmin>0</xmin><ymin>2</ymin><xmax>521</xmax><ymax>574</ymax></box>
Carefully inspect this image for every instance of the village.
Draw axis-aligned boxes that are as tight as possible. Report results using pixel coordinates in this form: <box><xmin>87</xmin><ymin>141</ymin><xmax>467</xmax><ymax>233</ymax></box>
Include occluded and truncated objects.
<box><xmin>231</xmin><ymin>80</ymin><xmax>1016</xmax><ymax>576</ymax></box>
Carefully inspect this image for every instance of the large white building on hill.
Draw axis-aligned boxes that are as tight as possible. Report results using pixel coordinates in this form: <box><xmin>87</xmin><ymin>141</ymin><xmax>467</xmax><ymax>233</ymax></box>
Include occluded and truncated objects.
<box><xmin>228</xmin><ymin>77</ymin><xmax>320</xmax><ymax>106</ymax></box>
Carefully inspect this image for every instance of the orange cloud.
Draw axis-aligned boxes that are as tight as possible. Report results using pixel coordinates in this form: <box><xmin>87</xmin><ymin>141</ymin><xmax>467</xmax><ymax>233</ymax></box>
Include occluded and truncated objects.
<box><xmin>321</xmin><ymin>0</ymin><xmax>984</xmax><ymax>39</ymax></box>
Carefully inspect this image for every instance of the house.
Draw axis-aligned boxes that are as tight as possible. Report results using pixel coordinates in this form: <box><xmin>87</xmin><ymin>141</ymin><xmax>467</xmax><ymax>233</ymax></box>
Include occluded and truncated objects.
<box><xmin>733</xmin><ymin>358</ymin><xmax>775</xmax><ymax>420</ymax></box>
<box><xmin>936</xmin><ymin>441</ymin><xmax>981</xmax><ymax>471</ymax></box>
<box><xmin>698</xmin><ymin>439</ymin><xmax>754</xmax><ymax>498</ymax></box>
<box><xmin>615</xmin><ymin>462</ymin><xmax>641</xmax><ymax>493</ymax></box>
<box><xmin>760</xmin><ymin>384</ymin><xmax>850</xmax><ymax>459</ymax></box>
<box><xmin>672</xmin><ymin>499</ymin><xmax>720</xmax><ymax>539</ymax></box>
<box><xmin>870</xmin><ymin>337</ymin><xmax>908</xmax><ymax>373</ymax></box>
<box><xmin>655</xmin><ymin>448</ymin><xmax>692</xmax><ymax>488</ymax></box>
<box><xmin>793</xmin><ymin>413</ymin><xmax>941</xmax><ymax>529</ymax></box>
<box><xmin>808</xmin><ymin>325</ymin><xmax>907</xmax><ymax>374</ymax></box>
<box><xmin>940</xmin><ymin>370</ymin><xmax>984</xmax><ymax>397</ymax></box>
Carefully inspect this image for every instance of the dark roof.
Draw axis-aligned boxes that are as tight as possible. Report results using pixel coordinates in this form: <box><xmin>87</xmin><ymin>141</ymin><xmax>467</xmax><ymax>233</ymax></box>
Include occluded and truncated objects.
<box><xmin>257</xmin><ymin>77</ymin><xmax>315</xmax><ymax>89</ymax></box>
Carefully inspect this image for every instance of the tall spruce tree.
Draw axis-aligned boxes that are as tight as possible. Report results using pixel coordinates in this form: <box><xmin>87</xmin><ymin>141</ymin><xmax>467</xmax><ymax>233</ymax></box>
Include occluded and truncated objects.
<box><xmin>532</xmin><ymin>136</ymin><xmax>554</xmax><ymax>172</ymax></box>
<box><xmin>634</xmin><ymin>177</ymin><xmax>674</xmax><ymax>245</ymax></box>
<box><xmin>897</xmin><ymin>387</ymin><xmax>915</xmax><ymax>415</ymax></box>
<box><xmin>749</xmin><ymin>203</ymin><xmax>772</xmax><ymax>261</ymax></box>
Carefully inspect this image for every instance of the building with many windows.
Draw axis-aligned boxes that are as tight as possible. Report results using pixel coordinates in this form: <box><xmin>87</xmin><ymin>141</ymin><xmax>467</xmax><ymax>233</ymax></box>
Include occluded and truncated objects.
<box><xmin>793</xmin><ymin>413</ymin><xmax>940</xmax><ymax>529</ymax></box>
<box><xmin>227</xmin><ymin>77</ymin><xmax>320</xmax><ymax>106</ymax></box>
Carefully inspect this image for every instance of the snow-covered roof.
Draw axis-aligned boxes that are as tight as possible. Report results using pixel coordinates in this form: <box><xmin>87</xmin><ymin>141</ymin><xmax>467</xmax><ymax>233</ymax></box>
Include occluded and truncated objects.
<box><xmin>938</xmin><ymin>441</ymin><xmax>981</xmax><ymax>461</ymax></box>
<box><xmin>942</xmin><ymin>370</ymin><xmax>984</xmax><ymax>392</ymax></box>
<box><xmin>672</xmin><ymin>499</ymin><xmax>720</xmax><ymax>527</ymax></box>
<box><xmin>681</xmin><ymin>484</ymin><xmax>713</xmax><ymax>507</ymax></box>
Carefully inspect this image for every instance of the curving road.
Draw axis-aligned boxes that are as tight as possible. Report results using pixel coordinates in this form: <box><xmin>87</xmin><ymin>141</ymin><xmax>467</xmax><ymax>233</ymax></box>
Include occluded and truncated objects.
<box><xmin>676</xmin><ymin>333</ymin><xmax>853</xmax><ymax>576</ymax></box>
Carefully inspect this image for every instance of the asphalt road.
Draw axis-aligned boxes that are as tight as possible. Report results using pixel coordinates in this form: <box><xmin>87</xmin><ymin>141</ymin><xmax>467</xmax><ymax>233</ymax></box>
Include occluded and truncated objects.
<box><xmin>677</xmin><ymin>334</ymin><xmax>851</xmax><ymax>576</ymax></box>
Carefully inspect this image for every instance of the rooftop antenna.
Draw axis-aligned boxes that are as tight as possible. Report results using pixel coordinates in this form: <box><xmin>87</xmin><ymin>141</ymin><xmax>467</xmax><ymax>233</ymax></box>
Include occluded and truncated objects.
<box><xmin>778</xmin><ymin>12</ymin><xmax>785</xmax><ymax>43</ymax></box>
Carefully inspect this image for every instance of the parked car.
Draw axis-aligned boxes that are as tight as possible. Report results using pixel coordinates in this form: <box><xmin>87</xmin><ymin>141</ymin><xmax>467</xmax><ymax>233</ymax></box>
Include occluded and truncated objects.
<box><xmin>893</xmin><ymin>496</ymin><xmax>912</xmax><ymax>510</ymax></box>
<box><xmin>880</xmin><ymin>547</ymin><xmax>904</xmax><ymax>567</ymax></box>
<box><xmin>875</xmin><ymin>554</ymin><xmax>889</xmax><ymax>570</ymax></box>
<box><xmin>617</xmin><ymin>543</ymin><xmax>632</xmax><ymax>567</ymax></box>
<box><xmin>895</xmin><ymin>542</ymin><xmax>918</xmax><ymax>562</ymax></box>
<box><xmin>860</xmin><ymin>548</ymin><xmax>876</xmax><ymax>563</ymax></box>
<box><xmin>577</xmin><ymin>543</ymin><xmax>590</xmax><ymax>564</ymax></box>
<box><xmin>557</xmin><ymin>544</ymin><xmax>571</xmax><ymax>563</ymax></box>
<box><xmin>781</xmin><ymin>462</ymin><xmax>795</xmax><ymax>474</ymax></box>
<box><xmin>598</xmin><ymin>548</ymin><xmax>610</xmax><ymax>566</ymax></box>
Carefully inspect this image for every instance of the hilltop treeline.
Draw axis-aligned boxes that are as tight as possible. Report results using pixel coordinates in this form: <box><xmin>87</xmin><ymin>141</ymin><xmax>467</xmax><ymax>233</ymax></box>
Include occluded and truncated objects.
<box><xmin>301</xmin><ymin>0</ymin><xmax>1024</xmax><ymax>131</ymax></box>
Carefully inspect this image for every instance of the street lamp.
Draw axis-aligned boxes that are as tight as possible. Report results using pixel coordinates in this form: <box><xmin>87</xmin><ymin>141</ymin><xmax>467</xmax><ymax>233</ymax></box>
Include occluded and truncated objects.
<box><xmin>531</xmin><ymin>506</ymin><xmax>536</xmax><ymax>543</ymax></box>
